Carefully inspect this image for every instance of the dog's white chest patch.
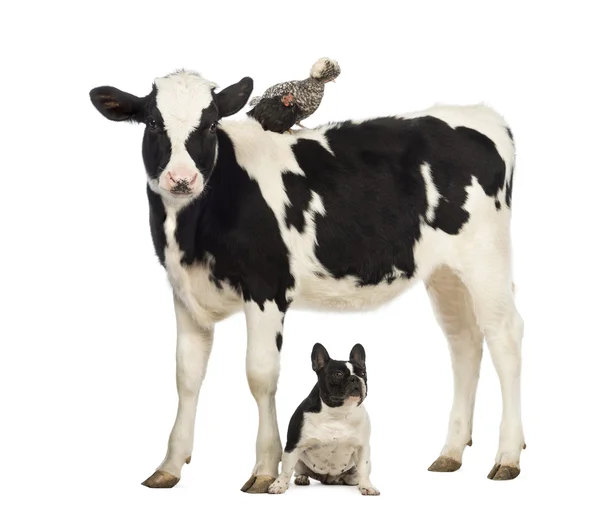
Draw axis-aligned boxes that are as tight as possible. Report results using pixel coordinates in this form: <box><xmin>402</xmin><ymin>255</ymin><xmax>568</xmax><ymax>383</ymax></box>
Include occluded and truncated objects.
<box><xmin>299</xmin><ymin>406</ymin><xmax>368</xmax><ymax>476</ymax></box>
<box><xmin>300</xmin><ymin>440</ymin><xmax>356</xmax><ymax>476</ymax></box>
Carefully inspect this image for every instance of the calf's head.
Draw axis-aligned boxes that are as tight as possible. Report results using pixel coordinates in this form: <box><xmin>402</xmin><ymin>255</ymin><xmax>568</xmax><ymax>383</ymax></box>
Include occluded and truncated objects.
<box><xmin>90</xmin><ymin>70</ymin><xmax>253</xmax><ymax>202</ymax></box>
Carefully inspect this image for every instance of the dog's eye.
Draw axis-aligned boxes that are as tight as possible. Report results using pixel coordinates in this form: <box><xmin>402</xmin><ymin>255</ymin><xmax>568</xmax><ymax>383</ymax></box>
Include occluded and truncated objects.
<box><xmin>356</xmin><ymin>371</ymin><xmax>365</xmax><ymax>377</ymax></box>
<box><xmin>209</xmin><ymin>122</ymin><xmax>217</xmax><ymax>133</ymax></box>
<box><xmin>334</xmin><ymin>371</ymin><xmax>344</xmax><ymax>379</ymax></box>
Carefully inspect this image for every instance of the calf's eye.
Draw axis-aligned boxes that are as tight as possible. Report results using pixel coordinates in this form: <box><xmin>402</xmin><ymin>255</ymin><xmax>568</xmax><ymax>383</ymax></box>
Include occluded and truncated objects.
<box><xmin>210</xmin><ymin>122</ymin><xmax>217</xmax><ymax>133</ymax></box>
<box><xmin>148</xmin><ymin>118</ymin><xmax>157</xmax><ymax>130</ymax></box>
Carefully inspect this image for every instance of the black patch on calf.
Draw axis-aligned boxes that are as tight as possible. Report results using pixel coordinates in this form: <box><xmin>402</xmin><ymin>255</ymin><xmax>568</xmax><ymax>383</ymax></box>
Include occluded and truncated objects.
<box><xmin>185</xmin><ymin>103</ymin><xmax>220</xmax><ymax>181</ymax></box>
<box><xmin>293</xmin><ymin>130</ymin><xmax>426</xmax><ymax>284</ymax></box>
<box><xmin>424</xmin><ymin>122</ymin><xmax>506</xmax><ymax>233</ymax></box>
<box><xmin>431</xmin><ymin>199</ymin><xmax>470</xmax><ymax>235</ymax></box>
<box><xmin>208</xmin><ymin>132</ymin><xmax>294</xmax><ymax>311</ymax></box>
<box><xmin>275</xmin><ymin>332</ymin><xmax>283</xmax><ymax>351</ymax></box>
<box><xmin>291</xmin><ymin>116</ymin><xmax>507</xmax><ymax>286</ymax></box>
<box><xmin>142</xmin><ymin>89</ymin><xmax>172</xmax><ymax>181</ymax></box>
<box><xmin>282</xmin><ymin>172</ymin><xmax>312</xmax><ymax>232</ymax></box>
<box><xmin>147</xmin><ymin>186</ymin><xmax>167</xmax><ymax>265</ymax></box>
<box><xmin>453</xmin><ymin>127</ymin><xmax>505</xmax><ymax>197</ymax></box>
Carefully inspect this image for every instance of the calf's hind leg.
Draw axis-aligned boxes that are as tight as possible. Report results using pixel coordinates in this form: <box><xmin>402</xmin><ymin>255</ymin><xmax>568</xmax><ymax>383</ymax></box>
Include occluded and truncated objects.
<box><xmin>460</xmin><ymin>259</ymin><xmax>525</xmax><ymax>480</ymax></box>
<box><xmin>425</xmin><ymin>265</ymin><xmax>484</xmax><ymax>472</ymax></box>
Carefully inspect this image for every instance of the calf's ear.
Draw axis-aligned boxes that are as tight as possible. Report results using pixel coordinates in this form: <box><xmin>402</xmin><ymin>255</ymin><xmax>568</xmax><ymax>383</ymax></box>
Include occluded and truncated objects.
<box><xmin>214</xmin><ymin>77</ymin><xmax>253</xmax><ymax>118</ymax></box>
<box><xmin>311</xmin><ymin>343</ymin><xmax>330</xmax><ymax>373</ymax></box>
<box><xmin>89</xmin><ymin>86</ymin><xmax>145</xmax><ymax>123</ymax></box>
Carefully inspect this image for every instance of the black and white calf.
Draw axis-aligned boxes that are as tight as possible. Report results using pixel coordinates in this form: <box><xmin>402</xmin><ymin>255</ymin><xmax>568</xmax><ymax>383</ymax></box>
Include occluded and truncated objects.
<box><xmin>89</xmin><ymin>69</ymin><xmax>525</xmax><ymax>491</ymax></box>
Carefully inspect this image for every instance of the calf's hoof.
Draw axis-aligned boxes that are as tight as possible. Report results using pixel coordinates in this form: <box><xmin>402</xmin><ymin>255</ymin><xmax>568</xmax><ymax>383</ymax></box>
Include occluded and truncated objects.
<box><xmin>141</xmin><ymin>470</ymin><xmax>180</xmax><ymax>488</ymax></box>
<box><xmin>487</xmin><ymin>464</ymin><xmax>520</xmax><ymax>480</ymax></box>
<box><xmin>240</xmin><ymin>474</ymin><xmax>276</xmax><ymax>493</ymax></box>
<box><xmin>428</xmin><ymin>456</ymin><xmax>462</xmax><ymax>472</ymax></box>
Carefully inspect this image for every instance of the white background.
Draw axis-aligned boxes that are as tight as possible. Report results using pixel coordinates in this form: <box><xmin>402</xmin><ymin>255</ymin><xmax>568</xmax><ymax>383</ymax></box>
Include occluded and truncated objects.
<box><xmin>1</xmin><ymin>1</ymin><xmax>599</xmax><ymax>510</ymax></box>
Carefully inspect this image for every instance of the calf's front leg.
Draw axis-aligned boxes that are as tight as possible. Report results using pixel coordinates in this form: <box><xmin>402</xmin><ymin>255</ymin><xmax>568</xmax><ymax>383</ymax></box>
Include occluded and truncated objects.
<box><xmin>240</xmin><ymin>300</ymin><xmax>285</xmax><ymax>493</ymax></box>
<box><xmin>142</xmin><ymin>295</ymin><xmax>214</xmax><ymax>488</ymax></box>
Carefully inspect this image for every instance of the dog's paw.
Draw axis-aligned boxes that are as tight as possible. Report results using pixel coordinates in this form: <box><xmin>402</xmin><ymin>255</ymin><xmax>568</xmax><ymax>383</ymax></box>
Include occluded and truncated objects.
<box><xmin>294</xmin><ymin>475</ymin><xmax>310</xmax><ymax>485</ymax></box>
<box><xmin>267</xmin><ymin>479</ymin><xmax>289</xmax><ymax>494</ymax></box>
<box><xmin>359</xmin><ymin>485</ymin><xmax>380</xmax><ymax>496</ymax></box>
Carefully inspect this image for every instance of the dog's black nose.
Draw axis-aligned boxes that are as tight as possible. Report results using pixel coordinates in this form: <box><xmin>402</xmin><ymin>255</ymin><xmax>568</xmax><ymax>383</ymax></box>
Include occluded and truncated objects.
<box><xmin>347</xmin><ymin>376</ymin><xmax>361</xmax><ymax>392</ymax></box>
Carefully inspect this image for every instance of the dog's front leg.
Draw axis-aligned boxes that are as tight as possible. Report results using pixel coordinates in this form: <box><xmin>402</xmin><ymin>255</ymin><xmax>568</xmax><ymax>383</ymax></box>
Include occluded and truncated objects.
<box><xmin>355</xmin><ymin>444</ymin><xmax>380</xmax><ymax>496</ymax></box>
<box><xmin>268</xmin><ymin>449</ymin><xmax>300</xmax><ymax>494</ymax></box>
<box><xmin>240</xmin><ymin>299</ymin><xmax>286</xmax><ymax>493</ymax></box>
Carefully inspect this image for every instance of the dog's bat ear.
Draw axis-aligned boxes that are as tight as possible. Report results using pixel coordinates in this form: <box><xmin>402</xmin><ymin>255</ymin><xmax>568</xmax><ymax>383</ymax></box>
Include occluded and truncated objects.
<box><xmin>312</xmin><ymin>343</ymin><xmax>330</xmax><ymax>372</ymax></box>
<box><xmin>349</xmin><ymin>344</ymin><xmax>366</xmax><ymax>366</ymax></box>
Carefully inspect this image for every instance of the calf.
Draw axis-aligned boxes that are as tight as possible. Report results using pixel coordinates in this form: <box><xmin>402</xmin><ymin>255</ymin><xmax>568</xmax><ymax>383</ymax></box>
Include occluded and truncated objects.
<box><xmin>89</xmin><ymin>69</ymin><xmax>525</xmax><ymax>492</ymax></box>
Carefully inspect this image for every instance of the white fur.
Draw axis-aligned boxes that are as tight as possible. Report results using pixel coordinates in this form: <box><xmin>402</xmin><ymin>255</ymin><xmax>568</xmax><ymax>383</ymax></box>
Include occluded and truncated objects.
<box><xmin>151</xmin><ymin>72</ymin><xmax>217</xmax><ymax>204</ymax></box>
<box><xmin>244</xmin><ymin>300</ymin><xmax>285</xmax><ymax>478</ymax></box>
<box><xmin>223</xmin><ymin>121</ymin><xmax>305</xmax><ymax>226</ymax></box>
<box><xmin>157</xmin><ymin>298</ymin><xmax>214</xmax><ymax>477</ymax></box>
<box><xmin>425</xmin><ymin>265</ymin><xmax>483</xmax><ymax>462</ymax></box>
<box><xmin>299</xmin><ymin>401</ymin><xmax>368</xmax><ymax>476</ymax></box>
<box><xmin>421</xmin><ymin>163</ymin><xmax>440</xmax><ymax>223</ymax></box>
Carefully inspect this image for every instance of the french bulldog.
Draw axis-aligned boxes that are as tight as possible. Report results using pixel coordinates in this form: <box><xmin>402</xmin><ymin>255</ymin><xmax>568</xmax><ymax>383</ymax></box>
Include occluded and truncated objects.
<box><xmin>268</xmin><ymin>343</ymin><xmax>379</xmax><ymax>496</ymax></box>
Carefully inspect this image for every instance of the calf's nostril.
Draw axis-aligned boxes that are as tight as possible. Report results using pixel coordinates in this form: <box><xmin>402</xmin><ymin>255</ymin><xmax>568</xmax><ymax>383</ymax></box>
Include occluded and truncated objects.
<box><xmin>168</xmin><ymin>172</ymin><xmax>197</xmax><ymax>187</ymax></box>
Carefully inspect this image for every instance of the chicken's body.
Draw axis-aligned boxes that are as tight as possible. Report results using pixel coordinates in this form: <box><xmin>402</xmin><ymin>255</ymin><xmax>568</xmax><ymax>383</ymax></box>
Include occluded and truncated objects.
<box><xmin>248</xmin><ymin>57</ymin><xmax>340</xmax><ymax>128</ymax></box>
<box><xmin>247</xmin><ymin>94</ymin><xmax>300</xmax><ymax>133</ymax></box>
